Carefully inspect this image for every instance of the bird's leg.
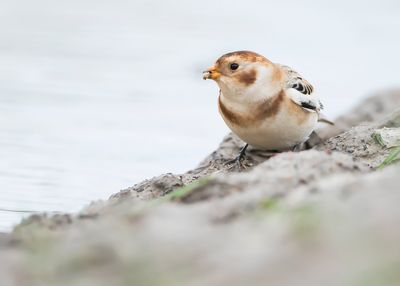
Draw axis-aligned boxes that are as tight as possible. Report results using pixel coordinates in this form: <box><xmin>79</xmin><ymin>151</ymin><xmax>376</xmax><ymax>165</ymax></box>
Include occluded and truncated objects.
<box><xmin>237</xmin><ymin>143</ymin><xmax>249</xmax><ymax>161</ymax></box>
<box><xmin>225</xmin><ymin>144</ymin><xmax>249</xmax><ymax>168</ymax></box>
<box><xmin>292</xmin><ymin>143</ymin><xmax>303</xmax><ymax>152</ymax></box>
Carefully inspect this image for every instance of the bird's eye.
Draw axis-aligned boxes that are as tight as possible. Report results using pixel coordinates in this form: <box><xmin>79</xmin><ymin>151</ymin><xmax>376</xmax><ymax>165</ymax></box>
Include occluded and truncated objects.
<box><xmin>230</xmin><ymin>63</ymin><xmax>239</xmax><ymax>70</ymax></box>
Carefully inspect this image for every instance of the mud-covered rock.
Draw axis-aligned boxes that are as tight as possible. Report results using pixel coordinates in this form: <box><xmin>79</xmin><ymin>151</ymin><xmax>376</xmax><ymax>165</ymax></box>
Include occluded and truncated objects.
<box><xmin>178</xmin><ymin>150</ymin><xmax>367</xmax><ymax>204</ymax></box>
<box><xmin>2</xmin><ymin>160</ymin><xmax>400</xmax><ymax>286</ymax></box>
<box><xmin>112</xmin><ymin>173</ymin><xmax>185</xmax><ymax>200</ymax></box>
<box><xmin>316</xmin><ymin>109</ymin><xmax>400</xmax><ymax>167</ymax></box>
<box><xmin>316</xmin><ymin>89</ymin><xmax>400</xmax><ymax>140</ymax></box>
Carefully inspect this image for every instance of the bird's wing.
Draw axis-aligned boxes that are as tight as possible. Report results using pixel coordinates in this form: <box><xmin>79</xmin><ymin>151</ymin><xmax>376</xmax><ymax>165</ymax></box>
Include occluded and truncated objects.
<box><xmin>278</xmin><ymin>64</ymin><xmax>333</xmax><ymax>124</ymax></box>
<box><xmin>280</xmin><ymin>65</ymin><xmax>333</xmax><ymax>125</ymax></box>
<box><xmin>280</xmin><ymin>65</ymin><xmax>314</xmax><ymax>95</ymax></box>
<box><xmin>279</xmin><ymin>65</ymin><xmax>320</xmax><ymax>110</ymax></box>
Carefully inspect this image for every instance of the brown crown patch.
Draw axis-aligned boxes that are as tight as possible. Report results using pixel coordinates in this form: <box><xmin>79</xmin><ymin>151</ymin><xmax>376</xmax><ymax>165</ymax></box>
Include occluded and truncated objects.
<box><xmin>216</xmin><ymin>51</ymin><xmax>269</xmax><ymax>65</ymax></box>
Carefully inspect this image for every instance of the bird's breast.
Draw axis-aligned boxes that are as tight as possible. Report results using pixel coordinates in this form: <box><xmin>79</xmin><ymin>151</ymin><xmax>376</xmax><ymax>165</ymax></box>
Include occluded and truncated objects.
<box><xmin>218</xmin><ymin>91</ymin><xmax>318</xmax><ymax>150</ymax></box>
<box><xmin>218</xmin><ymin>90</ymin><xmax>285</xmax><ymax>128</ymax></box>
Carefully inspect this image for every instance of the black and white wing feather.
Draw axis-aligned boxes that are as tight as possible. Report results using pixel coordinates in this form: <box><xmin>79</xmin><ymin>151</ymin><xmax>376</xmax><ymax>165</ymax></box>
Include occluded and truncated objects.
<box><xmin>279</xmin><ymin>65</ymin><xmax>322</xmax><ymax>111</ymax></box>
<box><xmin>278</xmin><ymin>64</ymin><xmax>333</xmax><ymax>125</ymax></box>
<box><xmin>280</xmin><ymin>65</ymin><xmax>314</xmax><ymax>95</ymax></box>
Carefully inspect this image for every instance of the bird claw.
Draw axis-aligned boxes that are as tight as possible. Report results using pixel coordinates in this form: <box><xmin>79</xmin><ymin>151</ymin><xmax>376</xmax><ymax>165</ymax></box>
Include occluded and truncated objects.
<box><xmin>224</xmin><ymin>154</ymin><xmax>247</xmax><ymax>172</ymax></box>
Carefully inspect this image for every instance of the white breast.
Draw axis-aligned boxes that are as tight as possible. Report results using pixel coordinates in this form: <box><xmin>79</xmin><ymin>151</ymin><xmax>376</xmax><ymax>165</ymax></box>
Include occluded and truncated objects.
<box><xmin>219</xmin><ymin>95</ymin><xmax>318</xmax><ymax>150</ymax></box>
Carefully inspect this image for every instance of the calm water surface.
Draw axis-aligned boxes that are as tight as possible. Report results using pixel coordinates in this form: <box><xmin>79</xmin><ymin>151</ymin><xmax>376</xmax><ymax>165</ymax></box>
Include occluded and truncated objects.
<box><xmin>1</xmin><ymin>0</ymin><xmax>400</xmax><ymax>232</ymax></box>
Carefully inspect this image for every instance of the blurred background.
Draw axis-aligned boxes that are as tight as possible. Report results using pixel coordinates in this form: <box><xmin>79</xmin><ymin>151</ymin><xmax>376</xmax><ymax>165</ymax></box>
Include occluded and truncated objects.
<box><xmin>0</xmin><ymin>0</ymin><xmax>399</xmax><ymax>232</ymax></box>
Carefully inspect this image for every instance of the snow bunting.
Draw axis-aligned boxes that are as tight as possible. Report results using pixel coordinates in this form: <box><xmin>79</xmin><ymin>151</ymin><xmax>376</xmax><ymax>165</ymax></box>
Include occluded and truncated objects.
<box><xmin>203</xmin><ymin>50</ymin><xmax>331</xmax><ymax>165</ymax></box>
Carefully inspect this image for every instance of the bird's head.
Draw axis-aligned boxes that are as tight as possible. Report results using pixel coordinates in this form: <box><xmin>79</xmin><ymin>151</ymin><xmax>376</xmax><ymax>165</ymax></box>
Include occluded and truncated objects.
<box><xmin>203</xmin><ymin>51</ymin><xmax>282</xmax><ymax>101</ymax></box>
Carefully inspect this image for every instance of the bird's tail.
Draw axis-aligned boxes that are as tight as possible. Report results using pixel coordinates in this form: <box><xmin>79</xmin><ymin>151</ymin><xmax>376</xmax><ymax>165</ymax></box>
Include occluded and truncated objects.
<box><xmin>318</xmin><ymin>113</ymin><xmax>335</xmax><ymax>125</ymax></box>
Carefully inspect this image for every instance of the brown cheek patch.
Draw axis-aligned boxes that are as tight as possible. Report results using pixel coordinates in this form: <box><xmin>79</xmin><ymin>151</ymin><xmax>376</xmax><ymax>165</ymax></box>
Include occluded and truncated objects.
<box><xmin>218</xmin><ymin>90</ymin><xmax>284</xmax><ymax>127</ymax></box>
<box><xmin>236</xmin><ymin>69</ymin><xmax>257</xmax><ymax>86</ymax></box>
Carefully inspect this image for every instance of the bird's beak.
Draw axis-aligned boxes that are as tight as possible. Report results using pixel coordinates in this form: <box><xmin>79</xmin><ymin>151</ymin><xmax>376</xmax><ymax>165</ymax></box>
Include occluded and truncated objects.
<box><xmin>203</xmin><ymin>66</ymin><xmax>221</xmax><ymax>80</ymax></box>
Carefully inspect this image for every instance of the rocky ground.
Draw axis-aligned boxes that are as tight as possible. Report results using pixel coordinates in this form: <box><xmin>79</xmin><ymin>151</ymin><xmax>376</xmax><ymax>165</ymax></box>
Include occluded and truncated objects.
<box><xmin>1</xmin><ymin>90</ymin><xmax>400</xmax><ymax>286</ymax></box>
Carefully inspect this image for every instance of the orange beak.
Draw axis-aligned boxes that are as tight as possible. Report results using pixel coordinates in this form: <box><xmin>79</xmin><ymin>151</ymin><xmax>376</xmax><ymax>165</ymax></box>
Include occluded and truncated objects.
<box><xmin>202</xmin><ymin>65</ymin><xmax>221</xmax><ymax>80</ymax></box>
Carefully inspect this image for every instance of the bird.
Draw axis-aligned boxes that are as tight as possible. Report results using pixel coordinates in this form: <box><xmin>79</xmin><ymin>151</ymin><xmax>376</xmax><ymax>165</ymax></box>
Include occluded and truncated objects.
<box><xmin>203</xmin><ymin>50</ymin><xmax>332</xmax><ymax>167</ymax></box>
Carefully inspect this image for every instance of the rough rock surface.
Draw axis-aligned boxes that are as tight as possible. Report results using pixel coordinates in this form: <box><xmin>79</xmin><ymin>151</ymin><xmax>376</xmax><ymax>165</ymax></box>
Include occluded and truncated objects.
<box><xmin>316</xmin><ymin>109</ymin><xmax>400</xmax><ymax>168</ymax></box>
<box><xmin>0</xmin><ymin>91</ymin><xmax>400</xmax><ymax>286</ymax></box>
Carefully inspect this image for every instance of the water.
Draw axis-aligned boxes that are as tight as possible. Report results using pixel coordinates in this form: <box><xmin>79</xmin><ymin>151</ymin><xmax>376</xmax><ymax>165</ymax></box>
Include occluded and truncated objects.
<box><xmin>1</xmin><ymin>0</ymin><xmax>400</xmax><ymax>232</ymax></box>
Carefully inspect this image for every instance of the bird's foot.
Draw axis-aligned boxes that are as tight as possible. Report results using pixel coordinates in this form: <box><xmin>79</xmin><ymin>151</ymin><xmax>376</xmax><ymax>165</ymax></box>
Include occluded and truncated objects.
<box><xmin>224</xmin><ymin>155</ymin><xmax>247</xmax><ymax>171</ymax></box>
<box><xmin>292</xmin><ymin>143</ymin><xmax>303</xmax><ymax>152</ymax></box>
<box><xmin>224</xmin><ymin>144</ymin><xmax>249</xmax><ymax>172</ymax></box>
